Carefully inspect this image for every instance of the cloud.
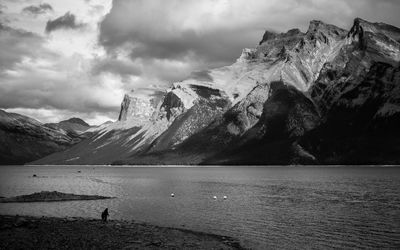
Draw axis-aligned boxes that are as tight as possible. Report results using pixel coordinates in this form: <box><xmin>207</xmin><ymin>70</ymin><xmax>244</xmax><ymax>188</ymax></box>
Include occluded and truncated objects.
<box><xmin>0</xmin><ymin>23</ymin><xmax>123</xmax><ymax>123</ymax></box>
<box><xmin>91</xmin><ymin>57</ymin><xmax>142</xmax><ymax>78</ymax></box>
<box><xmin>99</xmin><ymin>0</ymin><xmax>263</xmax><ymax>67</ymax></box>
<box><xmin>98</xmin><ymin>0</ymin><xmax>400</xmax><ymax>86</ymax></box>
<box><xmin>2</xmin><ymin>0</ymin><xmax>400</xmax><ymax>125</ymax></box>
<box><xmin>190</xmin><ymin>70</ymin><xmax>213</xmax><ymax>81</ymax></box>
<box><xmin>0</xmin><ymin>4</ymin><xmax>6</xmax><ymax>14</ymax></box>
<box><xmin>0</xmin><ymin>52</ymin><xmax>123</xmax><ymax>115</ymax></box>
<box><xmin>0</xmin><ymin>23</ymin><xmax>52</xmax><ymax>70</ymax></box>
<box><xmin>0</xmin><ymin>1</ymin><xmax>119</xmax><ymax>125</ymax></box>
<box><xmin>22</xmin><ymin>3</ymin><xmax>53</xmax><ymax>16</ymax></box>
<box><xmin>45</xmin><ymin>12</ymin><xmax>85</xmax><ymax>33</ymax></box>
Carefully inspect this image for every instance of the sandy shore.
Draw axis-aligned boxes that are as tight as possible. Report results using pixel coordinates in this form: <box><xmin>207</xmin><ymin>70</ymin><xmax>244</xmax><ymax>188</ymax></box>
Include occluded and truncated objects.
<box><xmin>0</xmin><ymin>215</ymin><xmax>244</xmax><ymax>249</ymax></box>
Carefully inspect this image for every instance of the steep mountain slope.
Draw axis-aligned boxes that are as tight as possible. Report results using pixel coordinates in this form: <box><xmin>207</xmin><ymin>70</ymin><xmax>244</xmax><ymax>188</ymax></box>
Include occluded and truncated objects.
<box><xmin>45</xmin><ymin>117</ymin><xmax>92</xmax><ymax>141</ymax></box>
<box><xmin>33</xmin><ymin>18</ymin><xmax>400</xmax><ymax>165</ymax></box>
<box><xmin>202</xmin><ymin>81</ymin><xmax>320</xmax><ymax>165</ymax></box>
<box><xmin>296</xmin><ymin>18</ymin><xmax>400</xmax><ymax>164</ymax></box>
<box><xmin>46</xmin><ymin>118</ymin><xmax>90</xmax><ymax>133</ymax></box>
<box><xmin>0</xmin><ymin>110</ymin><xmax>79</xmax><ymax>164</ymax></box>
<box><xmin>301</xmin><ymin>63</ymin><xmax>400</xmax><ymax>164</ymax></box>
<box><xmin>33</xmin><ymin>85</ymin><xmax>231</xmax><ymax>165</ymax></box>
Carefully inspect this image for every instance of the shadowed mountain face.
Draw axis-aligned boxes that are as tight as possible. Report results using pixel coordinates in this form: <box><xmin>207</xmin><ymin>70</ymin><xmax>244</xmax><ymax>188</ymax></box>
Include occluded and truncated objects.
<box><xmin>32</xmin><ymin>18</ymin><xmax>400</xmax><ymax>165</ymax></box>
<box><xmin>0</xmin><ymin>110</ymin><xmax>86</xmax><ymax>165</ymax></box>
<box><xmin>301</xmin><ymin>62</ymin><xmax>400</xmax><ymax>164</ymax></box>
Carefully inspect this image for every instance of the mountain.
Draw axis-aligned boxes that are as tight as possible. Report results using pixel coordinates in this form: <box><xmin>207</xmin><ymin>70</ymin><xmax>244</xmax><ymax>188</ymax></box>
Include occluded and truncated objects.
<box><xmin>32</xmin><ymin>18</ymin><xmax>400</xmax><ymax>165</ymax></box>
<box><xmin>45</xmin><ymin>117</ymin><xmax>91</xmax><ymax>134</ymax></box>
<box><xmin>45</xmin><ymin>117</ymin><xmax>91</xmax><ymax>136</ymax></box>
<box><xmin>0</xmin><ymin>110</ymin><xmax>82</xmax><ymax>164</ymax></box>
<box><xmin>58</xmin><ymin>118</ymin><xmax>90</xmax><ymax>131</ymax></box>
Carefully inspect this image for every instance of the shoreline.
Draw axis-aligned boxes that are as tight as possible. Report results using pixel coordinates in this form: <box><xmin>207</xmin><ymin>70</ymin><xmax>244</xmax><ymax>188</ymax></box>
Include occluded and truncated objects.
<box><xmin>0</xmin><ymin>215</ymin><xmax>245</xmax><ymax>249</ymax></box>
<box><xmin>12</xmin><ymin>164</ymin><xmax>400</xmax><ymax>168</ymax></box>
<box><xmin>0</xmin><ymin>191</ymin><xmax>115</xmax><ymax>203</ymax></box>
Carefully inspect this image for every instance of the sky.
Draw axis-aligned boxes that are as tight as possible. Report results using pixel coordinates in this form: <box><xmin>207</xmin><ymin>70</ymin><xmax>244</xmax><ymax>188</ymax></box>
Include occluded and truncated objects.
<box><xmin>0</xmin><ymin>0</ymin><xmax>399</xmax><ymax>125</ymax></box>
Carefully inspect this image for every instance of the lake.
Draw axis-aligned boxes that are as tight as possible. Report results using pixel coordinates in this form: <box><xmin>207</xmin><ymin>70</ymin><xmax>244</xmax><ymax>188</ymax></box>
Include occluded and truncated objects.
<box><xmin>0</xmin><ymin>166</ymin><xmax>399</xmax><ymax>249</ymax></box>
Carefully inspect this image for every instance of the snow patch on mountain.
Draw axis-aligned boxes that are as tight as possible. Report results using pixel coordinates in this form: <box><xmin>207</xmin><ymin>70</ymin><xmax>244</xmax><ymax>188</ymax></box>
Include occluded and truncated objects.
<box><xmin>169</xmin><ymin>83</ymin><xmax>198</xmax><ymax>109</ymax></box>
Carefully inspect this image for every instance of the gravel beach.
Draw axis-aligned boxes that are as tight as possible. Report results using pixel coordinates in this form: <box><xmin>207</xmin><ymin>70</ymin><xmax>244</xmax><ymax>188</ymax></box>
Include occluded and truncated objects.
<box><xmin>0</xmin><ymin>215</ymin><xmax>244</xmax><ymax>249</ymax></box>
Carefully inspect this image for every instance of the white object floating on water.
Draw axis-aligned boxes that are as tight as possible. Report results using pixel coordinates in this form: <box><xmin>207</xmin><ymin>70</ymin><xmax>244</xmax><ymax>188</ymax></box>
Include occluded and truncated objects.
<box><xmin>223</xmin><ymin>196</ymin><xmax>227</xmax><ymax>200</ymax></box>
<box><xmin>171</xmin><ymin>193</ymin><xmax>175</xmax><ymax>197</ymax></box>
<box><xmin>213</xmin><ymin>196</ymin><xmax>217</xmax><ymax>200</ymax></box>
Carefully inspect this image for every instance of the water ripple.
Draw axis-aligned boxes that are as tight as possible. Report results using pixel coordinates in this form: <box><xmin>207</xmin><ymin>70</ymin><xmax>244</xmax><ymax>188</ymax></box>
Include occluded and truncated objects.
<box><xmin>1</xmin><ymin>166</ymin><xmax>400</xmax><ymax>249</ymax></box>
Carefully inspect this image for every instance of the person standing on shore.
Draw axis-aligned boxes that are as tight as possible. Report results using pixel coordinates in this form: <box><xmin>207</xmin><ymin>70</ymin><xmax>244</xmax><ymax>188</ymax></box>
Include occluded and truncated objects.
<box><xmin>101</xmin><ymin>208</ymin><xmax>109</xmax><ymax>222</ymax></box>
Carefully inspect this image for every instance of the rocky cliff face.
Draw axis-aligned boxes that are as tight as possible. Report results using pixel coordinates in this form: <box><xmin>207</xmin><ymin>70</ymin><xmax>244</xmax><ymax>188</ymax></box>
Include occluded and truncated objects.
<box><xmin>32</xmin><ymin>18</ymin><xmax>400</xmax><ymax>165</ymax></box>
<box><xmin>118</xmin><ymin>94</ymin><xmax>159</xmax><ymax>122</ymax></box>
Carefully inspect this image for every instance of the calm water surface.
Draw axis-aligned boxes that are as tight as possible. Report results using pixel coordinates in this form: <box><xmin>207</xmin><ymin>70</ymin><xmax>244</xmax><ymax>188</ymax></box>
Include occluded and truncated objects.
<box><xmin>0</xmin><ymin>166</ymin><xmax>399</xmax><ymax>249</ymax></box>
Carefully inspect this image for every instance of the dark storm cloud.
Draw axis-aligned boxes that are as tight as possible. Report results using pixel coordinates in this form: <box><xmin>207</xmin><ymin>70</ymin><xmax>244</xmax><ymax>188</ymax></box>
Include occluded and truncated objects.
<box><xmin>92</xmin><ymin>58</ymin><xmax>142</xmax><ymax>77</ymax></box>
<box><xmin>45</xmin><ymin>12</ymin><xmax>85</xmax><ymax>33</ymax></box>
<box><xmin>0</xmin><ymin>4</ymin><xmax>6</xmax><ymax>14</ymax></box>
<box><xmin>22</xmin><ymin>3</ymin><xmax>53</xmax><ymax>15</ymax></box>
<box><xmin>99</xmin><ymin>0</ymin><xmax>262</xmax><ymax>67</ymax></box>
<box><xmin>2</xmin><ymin>0</ymin><xmax>400</xmax><ymax>124</ymax></box>
<box><xmin>128</xmin><ymin>29</ymin><xmax>259</xmax><ymax>65</ymax></box>
<box><xmin>98</xmin><ymin>0</ymin><xmax>400</xmax><ymax>84</ymax></box>
<box><xmin>0</xmin><ymin>23</ymin><xmax>48</xmax><ymax>70</ymax></box>
<box><xmin>99</xmin><ymin>0</ymin><xmax>400</xmax><ymax>53</ymax></box>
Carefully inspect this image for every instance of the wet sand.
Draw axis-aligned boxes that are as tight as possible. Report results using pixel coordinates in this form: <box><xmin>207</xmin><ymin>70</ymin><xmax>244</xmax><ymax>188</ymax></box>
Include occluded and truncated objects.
<box><xmin>0</xmin><ymin>215</ymin><xmax>244</xmax><ymax>249</ymax></box>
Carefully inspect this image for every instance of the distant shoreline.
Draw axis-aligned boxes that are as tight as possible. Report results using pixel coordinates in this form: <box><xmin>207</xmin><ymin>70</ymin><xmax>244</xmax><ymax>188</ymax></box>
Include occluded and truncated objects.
<box><xmin>11</xmin><ymin>164</ymin><xmax>400</xmax><ymax>168</ymax></box>
<box><xmin>0</xmin><ymin>191</ymin><xmax>115</xmax><ymax>203</ymax></box>
<box><xmin>0</xmin><ymin>215</ymin><xmax>244</xmax><ymax>249</ymax></box>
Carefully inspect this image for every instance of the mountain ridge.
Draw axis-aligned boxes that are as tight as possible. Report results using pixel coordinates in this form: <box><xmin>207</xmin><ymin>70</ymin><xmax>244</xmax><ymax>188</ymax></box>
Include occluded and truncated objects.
<box><xmin>30</xmin><ymin>17</ymin><xmax>400</xmax><ymax>165</ymax></box>
<box><xmin>0</xmin><ymin>110</ymin><xmax>85</xmax><ymax>164</ymax></box>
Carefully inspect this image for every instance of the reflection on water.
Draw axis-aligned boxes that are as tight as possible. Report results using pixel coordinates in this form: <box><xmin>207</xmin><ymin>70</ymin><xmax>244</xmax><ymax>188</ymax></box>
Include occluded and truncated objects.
<box><xmin>0</xmin><ymin>166</ymin><xmax>399</xmax><ymax>249</ymax></box>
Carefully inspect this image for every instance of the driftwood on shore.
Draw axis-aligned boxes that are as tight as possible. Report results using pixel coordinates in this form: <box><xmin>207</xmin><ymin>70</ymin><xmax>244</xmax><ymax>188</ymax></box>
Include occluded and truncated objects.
<box><xmin>0</xmin><ymin>191</ymin><xmax>114</xmax><ymax>203</ymax></box>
